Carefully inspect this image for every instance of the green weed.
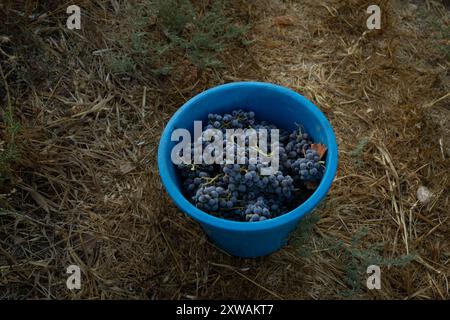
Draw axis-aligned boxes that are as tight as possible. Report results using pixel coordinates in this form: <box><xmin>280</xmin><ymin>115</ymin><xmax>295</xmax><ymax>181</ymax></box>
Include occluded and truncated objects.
<box><xmin>350</xmin><ymin>136</ymin><xmax>369</xmax><ymax>166</ymax></box>
<box><xmin>416</xmin><ymin>5</ymin><xmax>450</xmax><ymax>59</ymax></box>
<box><xmin>291</xmin><ymin>212</ymin><xmax>321</xmax><ymax>257</ymax></box>
<box><xmin>108</xmin><ymin>0</ymin><xmax>248</xmax><ymax>76</ymax></box>
<box><xmin>108</xmin><ymin>55</ymin><xmax>135</xmax><ymax>75</ymax></box>
<box><xmin>327</xmin><ymin>228</ymin><xmax>416</xmax><ymax>297</ymax></box>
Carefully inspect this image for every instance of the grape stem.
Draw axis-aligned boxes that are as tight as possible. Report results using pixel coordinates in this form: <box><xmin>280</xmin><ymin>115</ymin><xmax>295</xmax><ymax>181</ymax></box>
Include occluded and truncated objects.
<box><xmin>249</xmin><ymin>146</ymin><xmax>272</xmax><ymax>158</ymax></box>
<box><xmin>202</xmin><ymin>174</ymin><xmax>223</xmax><ymax>186</ymax></box>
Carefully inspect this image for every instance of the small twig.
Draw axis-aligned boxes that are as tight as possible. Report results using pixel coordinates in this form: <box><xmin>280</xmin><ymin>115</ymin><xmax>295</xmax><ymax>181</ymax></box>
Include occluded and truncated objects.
<box><xmin>423</xmin><ymin>92</ymin><xmax>450</xmax><ymax>108</ymax></box>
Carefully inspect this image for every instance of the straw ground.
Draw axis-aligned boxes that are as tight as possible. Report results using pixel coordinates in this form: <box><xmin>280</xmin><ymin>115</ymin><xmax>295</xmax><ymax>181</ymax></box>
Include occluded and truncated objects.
<box><xmin>1</xmin><ymin>0</ymin><xmax>449</xmax><ymax>299</ymax></box>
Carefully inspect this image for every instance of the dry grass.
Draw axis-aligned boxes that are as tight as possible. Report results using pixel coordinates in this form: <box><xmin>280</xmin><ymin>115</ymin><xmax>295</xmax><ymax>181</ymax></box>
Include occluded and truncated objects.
<box><xmin>1</xmin><ymin>0</ymin><xmax>449</xmax><ymax>299</ymax></box>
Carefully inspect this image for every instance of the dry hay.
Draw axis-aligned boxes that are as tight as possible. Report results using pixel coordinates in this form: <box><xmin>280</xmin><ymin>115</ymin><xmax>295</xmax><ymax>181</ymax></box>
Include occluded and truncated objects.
<box><xmin>0</xmin><ymin>0</ymin><xmax>449</xmax><ymax>299</ymax></box>
<box><xmin>249</xmin><ymin>0</ymin><xmax>450</xmax><ymax>298</ymax></box>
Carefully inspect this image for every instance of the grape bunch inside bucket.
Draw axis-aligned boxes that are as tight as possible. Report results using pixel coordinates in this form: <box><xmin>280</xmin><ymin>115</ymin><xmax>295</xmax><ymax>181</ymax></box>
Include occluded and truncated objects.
<box><xmin>158</xmin><ymin>82</ymin><xmax>338</xmax><ymax>257</ymax></box>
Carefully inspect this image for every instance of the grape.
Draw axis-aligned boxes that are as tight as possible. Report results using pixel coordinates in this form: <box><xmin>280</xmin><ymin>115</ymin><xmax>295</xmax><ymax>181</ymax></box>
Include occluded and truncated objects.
<box><xmin>291</xmin><ymin>149</ymin><xmax>324</xmax><ymax>182</ymax></box>
<box><xmin>176</xmin><ymin>109</ymin><xmax>327</xmax><ymax>222</ymax></box>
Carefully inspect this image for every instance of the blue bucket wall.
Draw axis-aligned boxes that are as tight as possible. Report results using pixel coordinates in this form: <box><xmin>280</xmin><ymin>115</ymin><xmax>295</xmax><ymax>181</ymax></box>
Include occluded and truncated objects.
<box><xmin>158</xmin><ymin>82</ymin><xmax>338</xmax><ymax>258</ymax></box>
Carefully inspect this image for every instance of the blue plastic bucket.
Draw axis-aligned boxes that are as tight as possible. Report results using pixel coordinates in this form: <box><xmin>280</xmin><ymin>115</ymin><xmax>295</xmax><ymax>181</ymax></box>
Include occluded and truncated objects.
<box><xmin>158</xmin><ymin>82</ymin><xmax>338</xmax><ymax>258</ymax></box>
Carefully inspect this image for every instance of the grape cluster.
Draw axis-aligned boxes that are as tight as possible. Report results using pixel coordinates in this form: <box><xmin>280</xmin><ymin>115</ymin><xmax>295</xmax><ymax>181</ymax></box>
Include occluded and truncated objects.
<box><xmin>245</xmin><ymin>198</ymin><xmax>269</xmax><ymax>222</ymax></box>
<box><xmin>176</xmin><ymin>109</ymin><xmax>326</xmax><ymax>222</ymax></box>
<box><xmin>193</xmin><ymin>185</ymin><xmax>227</xmax><ymax>211</ymax></box>
<box><xmin>291</xmin><ymin>149</ymin><xmax>323</xmax><ymax>181</ymax></box>
<box><xmin>206</xmin><ymin>109</ymin><xmax>256</xmax><ymax>130</ymax></box>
